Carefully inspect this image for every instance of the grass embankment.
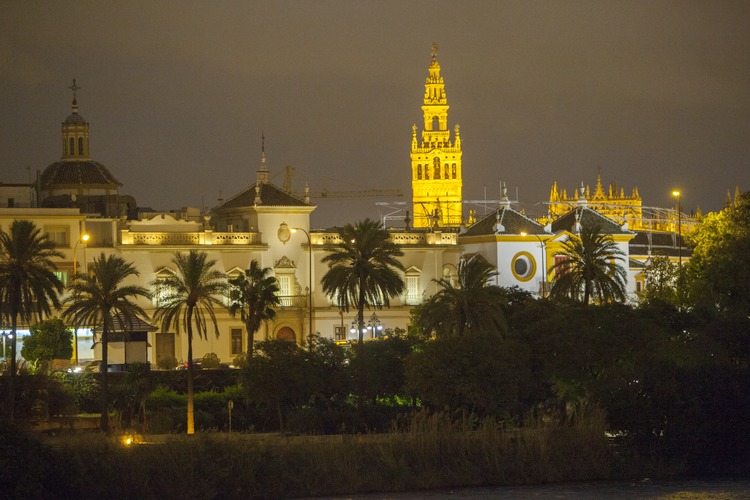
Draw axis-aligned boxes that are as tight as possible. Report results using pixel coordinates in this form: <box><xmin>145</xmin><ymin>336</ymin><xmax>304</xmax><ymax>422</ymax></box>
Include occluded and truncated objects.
<box><xmin>10</xmin><ymin>410</ymin><xmax>615</xmax><ymax>499</ymax></box>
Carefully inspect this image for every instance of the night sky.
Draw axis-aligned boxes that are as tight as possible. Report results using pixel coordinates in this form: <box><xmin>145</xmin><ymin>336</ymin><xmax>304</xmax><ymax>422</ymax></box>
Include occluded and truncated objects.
<box><xmin>2</xmin><ymin>1</ymin><xmax>749</xmax><ymax>227</ymax></box>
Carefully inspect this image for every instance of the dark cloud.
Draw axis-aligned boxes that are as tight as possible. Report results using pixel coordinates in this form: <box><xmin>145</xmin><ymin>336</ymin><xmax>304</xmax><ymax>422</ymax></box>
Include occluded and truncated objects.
<box><xmin>2</xmin><ymin>1</ymin><xmax>749</xmax><ymax>226</ymax></box>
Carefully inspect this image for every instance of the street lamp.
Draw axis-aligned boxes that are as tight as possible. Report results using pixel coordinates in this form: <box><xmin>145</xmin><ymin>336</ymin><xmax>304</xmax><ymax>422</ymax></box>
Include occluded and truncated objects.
<box><xmin>288</xmin><ymin>225</ymin><xmax>314</xmax><ymax>344</ymax></box>
<box><xmin>672</xmin><ymin>191</ymin><xmax>682</xmax><ymax>268</ymax></box>
<box><xmin>520</xmin><ymin>231</ymin><xmax>547</xmax><ymax>297</ymax></box>
<box><xmin>73</xmin><ymin>233</ymin><xmax>90</xmax><ymax>279</ymax></box>
<box><xmin>367</xmin><ymin>313</ymin><xmax>384</xmax><ymax>338</ymax></box>
<box><xmin>72</xmin><ymin>232</ymin><xmax>89</xmax><ymax>366</ymax></box>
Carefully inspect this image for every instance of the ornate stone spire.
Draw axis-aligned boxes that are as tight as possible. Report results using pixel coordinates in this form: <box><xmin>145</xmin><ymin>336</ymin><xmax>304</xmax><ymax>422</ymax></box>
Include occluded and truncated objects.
<box><xmin>256</xmin><ymin>132</ymin><xmax>270</xmax><ymax>186</ymax></box>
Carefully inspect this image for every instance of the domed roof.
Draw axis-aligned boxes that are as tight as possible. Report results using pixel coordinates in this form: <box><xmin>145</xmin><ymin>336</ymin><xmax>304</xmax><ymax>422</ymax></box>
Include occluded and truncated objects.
<box><xmin>64</xmin><ymin>111</ymin><xmax>86</xmax><ymax>125</ymax></box>
<box><xmin>41</xmin><ymin>160</ymin><xmax>121</xmax><ymax>187</ymax></box>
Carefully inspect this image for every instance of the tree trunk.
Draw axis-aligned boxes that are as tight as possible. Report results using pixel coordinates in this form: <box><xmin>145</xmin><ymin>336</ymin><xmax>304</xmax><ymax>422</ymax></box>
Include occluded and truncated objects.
<box><xmin>7</xmin><ymin>313</ymin><xmax>18</xmax><ymax>423</ymax></box>
<box><xmin>101</xmin><ymin>315</ymin><xmax>110</xmax><ymax>433</ymax></box>
<box><xmin>186</xmin><ymin>306</ymin><xmax>195</xmax><ymax>435</ymax></box>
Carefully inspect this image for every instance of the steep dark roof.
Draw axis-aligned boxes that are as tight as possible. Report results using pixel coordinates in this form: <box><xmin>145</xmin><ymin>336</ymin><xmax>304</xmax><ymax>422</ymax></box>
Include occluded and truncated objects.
<box><xmin>110</xmin><ymin>313</ymin><xmax>158</xmax><ymax>333</ymax></box>
<box><xmin>41</xmin><ymin>160</ymin><xmax>121</xmax><ymax>187</ymax></box>
<box><xmin>216</xmin><ymin>182</ymin><xmax>314</xmax><ymax>209</ymax></box>
<box><xmin>550</xmin><ymin>206</ymin><xmax>631</xmax><ymax>235</ymax></box>
<box><xmin>629</xmin><ymin>231</ymin><xmax>691</xmax><ymax>258</ymax></box>
<box><xmin>462</xmin><ymin>206</ymin><xmax>545</xmax><ymax>237</ymax></box>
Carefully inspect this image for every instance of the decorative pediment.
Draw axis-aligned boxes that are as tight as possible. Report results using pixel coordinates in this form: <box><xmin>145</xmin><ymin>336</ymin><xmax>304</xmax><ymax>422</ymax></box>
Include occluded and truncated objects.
<box><xmin>274</xmin><ymin>256</ymin><xmax>296</xmax><ymax>269</ymax></box>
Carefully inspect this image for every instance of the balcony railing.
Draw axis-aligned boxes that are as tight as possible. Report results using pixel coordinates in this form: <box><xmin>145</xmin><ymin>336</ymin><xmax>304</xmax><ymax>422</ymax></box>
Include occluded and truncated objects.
<box><xmin>278</xmin><ymin>295</ymin><xmax>307</xmax><ymax>308</ymax></box>
<box><xmin>121</xmin><ymin>231</ymin><xmax>261</xmax><ymax>246</ymax></box>
<box><xmin>313</xmin><ymin>231</ymin><xmax>457</xmax><ymax>246</ymax></box>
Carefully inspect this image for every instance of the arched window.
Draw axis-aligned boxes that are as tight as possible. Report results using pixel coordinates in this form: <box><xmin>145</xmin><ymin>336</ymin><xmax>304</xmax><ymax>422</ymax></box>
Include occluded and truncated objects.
<box><xmin>417</xmin><ymin>165</ymin><xmax>422</xmax><ymax>180</ymax></box>
<box><xmin>78</xmin><ymin>137</ymin><xmax>84</xmax><ymax>155</ymax></box>
<box><xmin>431</xmin><ymin>116</ymin><xmax>438</xmax><ymax>131</ymax></box>
<box><xmin>445</xmin><ymin>164</ymin><xmax>449</xmax><ymax>179</ymax></box>
<box><xmin>276</xmin><ymin>327</ymin><xmax>296</xmax><ymax>342</ymax></box>
<box><xmin>69</xmin><ymin>138</ymin><xmax>75</xmax><ymax>156</ymax></box>
<box><xmin>452</xmin><ymin>164</ymin><xmax>457</xmax><ymax>179</ymax></box>
<box><xmin>433</xmin><ymin>158</ymin><xmax>441</xmax><ymax>179</ymax></box>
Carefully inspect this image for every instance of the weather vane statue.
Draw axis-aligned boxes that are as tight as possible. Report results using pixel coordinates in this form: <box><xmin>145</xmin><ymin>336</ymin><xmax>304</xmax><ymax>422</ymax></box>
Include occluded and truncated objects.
<box><xmin>431</xmin><ymin>42</ymin><xmax>439</xmax><ymax>60</ymax></box>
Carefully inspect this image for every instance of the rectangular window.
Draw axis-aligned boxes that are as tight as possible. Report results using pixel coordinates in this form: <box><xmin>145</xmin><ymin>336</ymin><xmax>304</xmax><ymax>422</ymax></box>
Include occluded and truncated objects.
<box><xmin>278</xmin><ymin>275</ymin><xmax>291</xmax><ymax>296</ymax></box>
<box><xmin>334</xmin><ymin>326</ymin><xmax>345</xmax><ymax>341</ymax></box>
<box><xmin>44</xmin><ymin>225</ymin><xmax>69</xmax><ymax>247</ymax></box>
<box><xmin>636</xmin><ymin>281</ymin><xmax>643</xmax><ymax>293</ymax></box>
<box><xmin>406</xmin><ymin>275</ymin><xmax>420</xmax><ymax>305</ymax></box>
<box><xmin>230</xmin><ymin>328</ymin><xmax>243</xmax><ymax>355</ymax></box>
<box><xmin>53</xmin><ymin>271</ymin><xmax>69</xmax><ymax>287</ymax></box>
<box><xmin>554</xmin><ymin>255</ymin><xmax>570</xmax><ymax>280</ymax></box>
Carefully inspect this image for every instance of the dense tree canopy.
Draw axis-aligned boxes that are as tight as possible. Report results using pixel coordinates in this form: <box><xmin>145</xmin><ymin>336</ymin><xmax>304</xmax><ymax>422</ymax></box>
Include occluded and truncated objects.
<box><xmin>416</xmin><ymin>254</ymin><xmax>508</xmax><ymax>337</ymax></box>
<box><xmin>20</xmin><ymin>318</ymin><xmax>73</xmax><ymax>363</ymax></box>
<box><xmin>687</xmin><ymin>191</ymin><xmax>750</xmax><ymax>316</ymax></box>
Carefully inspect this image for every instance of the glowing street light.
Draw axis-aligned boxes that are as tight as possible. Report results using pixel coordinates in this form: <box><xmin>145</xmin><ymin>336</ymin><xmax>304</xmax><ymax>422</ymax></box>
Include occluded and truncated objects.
<box><xmin>73</xmin><ymin>233</ymin><xmax>90</xmax><ymax>279</ymax></box>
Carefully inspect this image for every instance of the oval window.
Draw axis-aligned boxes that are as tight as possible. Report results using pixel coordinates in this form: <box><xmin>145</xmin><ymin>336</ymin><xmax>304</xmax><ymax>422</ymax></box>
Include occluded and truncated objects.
<box><xmin>511</xmin><ymin>252</ymin><xmax>536</xmax><ymax>282</ymax></box>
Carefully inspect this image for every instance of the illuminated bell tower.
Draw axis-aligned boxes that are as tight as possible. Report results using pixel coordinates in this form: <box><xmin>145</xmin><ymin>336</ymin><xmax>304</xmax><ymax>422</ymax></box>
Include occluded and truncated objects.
<box><xmin>411</xmin><ymin>43</ymin><xmax>463</xmax><ymax>228</ymax></box>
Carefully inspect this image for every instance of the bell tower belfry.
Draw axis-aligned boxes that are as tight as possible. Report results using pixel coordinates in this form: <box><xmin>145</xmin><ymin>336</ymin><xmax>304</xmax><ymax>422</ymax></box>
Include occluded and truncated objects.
<box><xmin>410</xmin><ymin>43</ymin><xmax>463</xmax><ymax>228</ymax></box>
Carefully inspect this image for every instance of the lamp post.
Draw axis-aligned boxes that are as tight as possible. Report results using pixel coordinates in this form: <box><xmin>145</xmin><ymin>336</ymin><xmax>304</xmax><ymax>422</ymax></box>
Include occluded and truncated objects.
<box><xmin>520</xmin><ymin>231</ymin><xmax>547</xmax><ymax>298</ymax></box>
<box><xmin>73</xmin><ymin>233</ymin><xmax>90</xmax><ymax>278</ymax></box>
<box><xmin>672</xmin><ymin>191</ymin><xmax>682</xmax><ymax>268</ymax></box>
<box><xmin>72</xmin><ymin>233</ymin><xmax>90</xmax><ymax>367</ymax></box>
<box><xmin>367</xmin><ymin>313</ymin><xmax>384</xmax><ymax>338</ymax></box>
<box><xmin>290</xmin><ymin>226</ymin><xmax>314</xmax><ymax>344</ymax></box>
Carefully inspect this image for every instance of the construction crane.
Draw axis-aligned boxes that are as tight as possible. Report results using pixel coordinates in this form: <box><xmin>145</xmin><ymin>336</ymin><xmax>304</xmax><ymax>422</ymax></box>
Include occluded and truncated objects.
<box><xmin>280</xmin><ymin>165</ymin><xmax>403</xmax><ymax>199</ymax></box>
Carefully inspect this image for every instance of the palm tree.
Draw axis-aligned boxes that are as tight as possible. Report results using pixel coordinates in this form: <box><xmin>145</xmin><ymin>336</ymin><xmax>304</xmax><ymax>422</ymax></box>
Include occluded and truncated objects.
<box><xmin>62</xmin><ymin>253</ymin><xmax>150</xmax><ymax>433</ymax></box>
<box><xmin>417</xmin><ymin>254</ymin><xmax>508</xmax><ymax>337</ymax></box>
<box><xmin>152</xmin><ymin>250</ymin><xmax>226</xmax><ymax>434</ymax></box>
<box><xmin>0</xmin><ymin>220</ymin><xmax>64</xmax><ymax>421</ymax></box>
<box><xmin>321</xmin><ymin>219</ymin><xmax>405</xmax><ymax>345</ymax></box>
<box><xmin>549</xmin><ymin>222</ymin><xmax>627</xmax><ymax>305</ymax></box>
<box><xmin>228</xmin><ymin>260</ymin><xmax>280</xmax><ymax>358</ymax></box>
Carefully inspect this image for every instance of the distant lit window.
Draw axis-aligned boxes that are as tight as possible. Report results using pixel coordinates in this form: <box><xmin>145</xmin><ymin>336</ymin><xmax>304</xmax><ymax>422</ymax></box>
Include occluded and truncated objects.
<box><xmin>406</xmin><ymin>275</ymin><xmax>421</xmax><ymax>305</ymax></box>
<box><xmin>153</xmin><ymin>268</ymin><xmax>175</xmax><ymax>307</ymax></box>
<box><xmin>230</xmin><ymin>328</ymin><xmax>243</xmax><ymax>355</ymax></box>
<box><xmin>554</xmin><ymin>255</ymin><xmax>570</xmax><ymax>280</ymax></box>
<box><xmin>53</xmin><ymin>271</ymin><xmax>69</xmax><ymax>287</ymax></box>
<box><xmin>44</xmin><ymin>225</ymin><xmax>69</xmax><ymax>247</ymax></box>
<box><xmin>334</xmin><ymin>326</ymin><xmax>345</xmax><ymax>341</ymax></box>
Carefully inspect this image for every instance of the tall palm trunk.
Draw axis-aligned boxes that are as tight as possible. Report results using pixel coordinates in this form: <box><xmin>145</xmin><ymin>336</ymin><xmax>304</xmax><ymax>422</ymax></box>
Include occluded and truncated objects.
<box><xmin>8</xmin><ymin>312</ymin><xmax>18</xmax><ymax>422</ymax></box>
<box><xmin>186</xmin><ymin>306</ymin><xmax>195</xmax><ymax>435</ymax></box>
<box><xmin>100</xmin><ymin>315</ymin><xmax>111</xmax><ymax>433</ymax></box>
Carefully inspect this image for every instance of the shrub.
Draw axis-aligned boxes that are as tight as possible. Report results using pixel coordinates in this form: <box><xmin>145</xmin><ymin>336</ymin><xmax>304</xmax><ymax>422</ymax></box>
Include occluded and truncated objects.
<box><xmin>201</xmin><ymin>352</ymin><xmax>221</xmax><ymax>369</ymax></box>
<box><xmin>156</xmin><ymin>355</ymin><xmax>178</xmax><ymax>370</ymax></box>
